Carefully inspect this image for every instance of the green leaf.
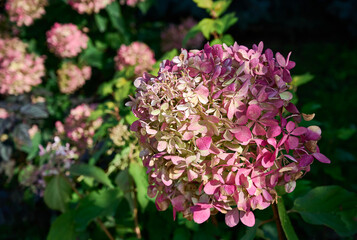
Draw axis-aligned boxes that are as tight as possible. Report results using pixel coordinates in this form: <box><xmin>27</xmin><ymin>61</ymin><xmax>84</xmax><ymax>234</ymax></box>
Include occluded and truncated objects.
<box><xmin>74</xmin><ymin>188</ymin><xmax>123</xmax><ymax>231</ymax></box>
<box><xmin>70</xmin><ymin>164</ymin><xmax>113</xmax><ymax>188</ymax></box>
<box><xmin>183</xmin><ymin>25</ymin><xmax>201</xmax><ymax>47</ymax></box>
<box><xmin>47</xmin><ymin>211</ymin><xmax>76</xmax><ymax>240</ymax></box>
<box><xmin>241</xmin><ymin>220</ymin><xmax>261</xmax><ymax>240</ymax></box>
<box><xmin>20</xmin><ymin>104</ymin><xmax>48</xmax><ymax>119</ymax></box>
<box><xmin>129</xmin><ymin>162</ymin><xmax>150</xmax><ymax>211</ymax></box>
<box><xmin>80</xmin><ymin>42</ymin><xmax>104</xmax><ymax>68</ymax></box>
<box><xmin>137</xmin><ymin>0</ymin><xmax>153</xmax><ymax>14</ymax></box>
<box><xmin>337</xmin><ymin>127</ymin><xmax>356</xmax><ymax>140</ymax></box>
<box><xmin>198</xmin><ymin>18</ymin><xmax>216</xmax><ymax>39</ymax></box>
<box><xmin>277</xmin><ymin>198</ymin><xmax>299</xmax><ymax>240</ymax></box>
<box><xmin>215</xmin><ymin>12</ymin><xmax>238</xmax><ymax>34</ymax></box>
<box><xmin>44</xmin><ymin>175</ymin><xmax>72</xmax><ymax>212</ymax></box>
<box><xmin>94</xmin><ymin>14</ymin><xmax>108</xmax><ymax>33</ymax></box>
<box><xmin>221</xmin><ymin>34</ymin><xmax>234</xmax><ymax>45</ymax></box>
<box><xmin>293</xmin><ymin>185</ymin><xmax>357</xmax><ymax>237</ymax></box>
<box><xmin>106</xmin><ymin>1</ymin><xmax>126</xmax><ymax>39</ymax></box>
<box><xmin>291</xmin><ymin>73</ymin><xmax>314</xmax><ymax>88</ymax></box>
<box><xmin>12</xmin><ymin>123</ymin><xmax>31</xmax><ymax>148</ymax></box>
<box><xmin>193</xmin><ymin>0</ymin><xmax>213</xmax><ymax>9</ymax></box>
<box><xmin>212</xmin><ymin>0</ymin><xmax>232</xmax><ymax>17</ymax></box>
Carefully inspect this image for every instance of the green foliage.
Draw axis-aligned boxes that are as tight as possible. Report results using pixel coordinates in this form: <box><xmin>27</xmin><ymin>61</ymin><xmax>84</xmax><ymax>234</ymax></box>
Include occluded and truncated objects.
<box><xmin>277</xmin><ymin>199</ymin><xmax>299</xmax><ymax>240</ymax></box>
<box><xmin>129</xmin><ymin>162</ymin><xmax>150</xmax><ymax>211</ymax></box>
<box><xmin>70</xmin><ymin>164</ymin><xmax>113</xmax><ymax>188</ymax></box>
<box><xmin>44</xmin><ymin>175</ymin><xmax>72</xmax><ymax>212</ymax></box>
<box><xmin>47</xmin><ymin>211</ymin><xmax>77</xmax><ymax>240</ymax></box>
<box><xmin>293</xmin><ymin>186</ymin><xmax>357</xmax><ymax>237</ymax></box>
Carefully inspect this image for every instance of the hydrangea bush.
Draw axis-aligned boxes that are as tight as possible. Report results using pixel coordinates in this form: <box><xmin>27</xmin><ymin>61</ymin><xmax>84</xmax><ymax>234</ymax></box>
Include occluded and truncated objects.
<box><xmin>128</xmin><ymin>42</ymin><xmax>330</xmax><ymax>227</ymax></box>
<box><xmin>68</xmin><ymin>0</ymin><xmax>114</xmax><ymax>14</ymax></box>
<box><xmin>5</xmin><ymin>0</ymin><xmax>47</xmax><ymax>26</ymax></box>
<box><xmin>57</xmin><ymin>62</ymin><xmax>91</xmax><ymax>94</ymax></box>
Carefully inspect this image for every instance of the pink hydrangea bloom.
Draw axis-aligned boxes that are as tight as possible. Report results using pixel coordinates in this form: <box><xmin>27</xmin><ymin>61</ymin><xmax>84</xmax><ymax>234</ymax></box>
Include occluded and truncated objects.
<box><xmin>128</xmin><ymin>42</ymin><xmax>330</xmax><ymax>227</ymax></box>
<box><xmin>46</xmin><ymin>23</ymin><xmax>89</xmax><ymax>58</ymax></box>
<box><xmin>68</xmin><ymin>0</ymin><xmax>114</xmax><ymax>14</ymax></box>
<box><xmin>120</xmin><ymin>0</ymin><xmax>144</xmax><ymax>7</ymax></box>
<box><xmin>0</xmin><ymin>108</ymin><xmax>9</xmax><ymax>119</ymax></box>
<box><xmin>5</xmin><ymin>0</ymin><xmax>47</xmax><ymax>26</ymax></box>
<box><xmin>114</xmin><ymin>41</ymin><xmax>156</xmax><ymax>77</ymax></box>
<box><xmin>57</xmin><ymin>62</ymin><xmax>91</xmax><ymax>94</ymax></box>
<box><xmin>0</xmin><ymin>37</ymin><xmax>45</xmax><ymax>95</ymax></box>
<box><xmin>55</xmin><ymin>104</ymin><xmax>102</xmax><ymax>153</ymax></box>
<box><xmin>161</xmin><ymin>17</ymin><xmax>204</xmax><ymax>52</ymax></box>
<box><xmin>19</xmin><ymin>137</ymin><xmax>77</xmax><ymax>196</ymax></box>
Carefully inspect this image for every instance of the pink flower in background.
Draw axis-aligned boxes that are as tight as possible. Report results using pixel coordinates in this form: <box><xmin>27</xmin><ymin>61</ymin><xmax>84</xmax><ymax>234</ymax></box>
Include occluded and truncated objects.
<box><xmin>161</xmin><ymin>17</ymin><xmax>204</xmax><ymax>52</ymax></box>
<box><xmin>19</xmin><ymin>137</ymin><xmax>77</xmax><ymax>196</ymax></box>
<box><xmin>0</xmin><ymin>108</ymin><xmax>9</xmax><ymax>119</ymax></box>
<box><xmin>46</xmin><ymin>23</ymin><xmax>88</xmax><ymax>58</ymax></box>
<box><xmin>5</xmin><ymin>0</ymin><xmax>47</xmax><ymax>26</ymax></box>
<box><xmin>0</xmin><ymin>37</ymin><xmax>45</xmax><ymax>95</ymax></box>
<box><xmin>120</xmin><ymin>0</ymin><xmax>144</xmax><ymax>7</ymax></box>
<box><xmin>68</xmin><ymin>0</ymin><xmax>114</xmax><ymax>14</ymax></box>
<box><xmin>57</xmin><ymin>62</ymin><xmax>91</xmax><ymax>94</ymax></box>
<box><xmin>128</xmin><ymin>42</ymin><xmax>330</xmax><ymax>227</ymax></box>
<box><xmin>55</xmin><ymin>104</ymin><xmax>102</xmax><ymax>154</ymax></box>
<box><xmin>114</xmin><ymin>41</ymin><xmax>155</xmax><ymax>77</ymax></box>
<box><xmin>28</xmin><ymin>125</ymin><xmax>39</xmax><ymax>138</ymax></box>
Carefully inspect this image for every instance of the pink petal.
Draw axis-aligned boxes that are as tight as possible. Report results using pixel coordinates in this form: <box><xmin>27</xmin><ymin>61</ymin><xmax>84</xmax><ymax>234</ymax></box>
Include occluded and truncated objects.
<box><xmin>192</xmin><ymin>206</ymin><xmax>211</xmax><ymax>224</ymax></box>
<box><xmin>196</xmin><ymin>136</ymin><xmax>212</xmax><ymax>150</ymax></box>
<box><xmin>287</xmin><ymin>136</ymin><xmax>299</xmax><ymax>149</ymax></box>
<box><xmin>240</xmin><ymin>211</ymin><xmax>255</xmax><ymax>227</ymax></box>
<box><xmin>130</xmin><ymin>120</ymin><xmax>140</xmax><ymax>131</ymax></box>
<box><xmin>253</xmin><ymin>123</ymin><xmax>266</xmax><ymax>136</ymax></box>
<box><xmin>299</xmin><ymin>154</ymin><xmax>314</xmax><ymax>167</ymax></box>
<box><xmin>275</xmin><ymin>52</ymin><xmax>286</xmax><ymax>67</ymax></box>
<box><xmin>200</xmin><ymin>62</ymin><xmax>213</xmax><ymax>73</ymax></box>
<box><xmin>232</xmin><ymin>126</ymin><xmax>251</xmax><ymax>142</ymax></box>
<box><xmin>187</xmin><ymin>169</ymin><xmax>198</xmax><ymax>181</ymax></box>
<box><xmin>204</xmin><ymin>180</ymin><xmax>220</xmax><ymax>195</ymax></box>
<box><xmin>171</xmin><ymin>195</ymin><xmax>186</xmax><ymax>211</ymax></box>
<box><xmin>312</xmin><ymin>153</ymin><xmax>331</xmax><ymax>164</ymax></box>
<box><xmin>225</xmin><ymin>208</ymin><xmax>240</xmax><ymax>227</ymax></box>
<box><xmin>262</xmin><ymin>189</ymin><xmax>273</xmax><ymax>201</ymax></box>
<box><xmin>286</xmin><ymin>121</ymin><xmax>296</xmax><ymax>133</ymax></box>
<box><xmin>157</xmin><ymin>141</ymin><xmax>167</xmax><ymax>152</ymax></box>
<box><xmin>182</xmin><ymin>132</ymin><xmax>194</xmax><ymax>140</ymax></box>
<box><xmin>246</xmin><ymin>104</ymin><xmax>262</xmax><ymax>120</ymax></box>
<box><xmin>285</xmin><ymin>181</ymin><xmax>296</xmax><ymax>193</ymax></box>
<box><xmin>291</xmin><ymin>127</ymin><xmax>307</xmax><ymax>136</ymax></box>
<box><xmin>267</xmin><ymin>125</ymin><xmax>281</xmax><ymax>138</ymax></box>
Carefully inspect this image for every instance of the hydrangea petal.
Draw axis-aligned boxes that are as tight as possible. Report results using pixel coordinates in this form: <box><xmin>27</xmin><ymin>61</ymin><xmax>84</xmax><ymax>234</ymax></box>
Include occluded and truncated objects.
<box><xmin>225</xmin><ymin>208</ymin><xmax>240</xmax><ymax>227</ymax></box>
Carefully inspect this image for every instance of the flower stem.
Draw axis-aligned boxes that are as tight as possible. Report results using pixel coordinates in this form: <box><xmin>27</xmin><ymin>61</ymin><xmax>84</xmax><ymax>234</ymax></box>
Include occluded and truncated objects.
<box><xmin>272</xmin><ymin>203</ymin><xmax>285</xmax><ymax>240</ymax></box>
<box><xmin>132</xmin><ymin>181</ymin><xmax>142</xmax><ymax>239</ymax></box>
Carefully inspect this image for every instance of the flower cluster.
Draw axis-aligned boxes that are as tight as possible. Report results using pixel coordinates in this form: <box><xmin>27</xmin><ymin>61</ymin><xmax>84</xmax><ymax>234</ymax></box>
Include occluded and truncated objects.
<box><xmin>5</xmin><ymin>0</ymin><xmax>47</xmax><ymax>26</ymax></box>
<box><xmin>128</xmin><ymin>42</ymin><xmax>330</xmax><ymax>227</ymax></box>
<box><xmin>46</xmin><ymin>23</ymin><xmax>88</xmax><ymax>58</ymax></box>
<box><xmin>68</xmin><ymin>0</ymin><xmax>114</xmax><ymax>14</ymax></box>
<box><xmin>0</xmin><ymin>108</ymin><xmax>9</xmax><ymax>119</ymax></box>
<box><xmin>161</xmin><ymin>17</ymin><xmax>204</xmax><ymax>52</ymax></box>
<box><xmin>120</xmin><ymin>0</ymin><xmax>144</xmax><ymax>7</ymax></box>
<box><xmin>0</xmin><ymin>37</ymin><xmax>45</xmax><ymax>95</ymax></box>
<box><xmin>19</xmin><ymin>137</ymin><xmax>77</xmax><ymax>196</ymax></box>
<box><xmin>57</xmin><ymin>62</ymin><xmax>91</xmax><ymax>94</ymax></box>
<box><xmin>109</xmin><ymin>123</ymin><xmax>131</xmax><ymax>148</ymax></box>
<box><xmin>55</xmin><ymin>104</ymin><xmax>102</xmax><ymax>153</ymax></box>
<box><xmin>114</xmin><ymin>41</ymin><xmax>156</xmax><ymax>77</ymax></box>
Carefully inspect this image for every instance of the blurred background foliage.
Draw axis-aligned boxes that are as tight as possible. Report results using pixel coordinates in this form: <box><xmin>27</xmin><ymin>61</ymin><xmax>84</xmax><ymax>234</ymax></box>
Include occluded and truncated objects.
<box><xmin>0</xmin><ymin>0</ymin><xmax>356</xmax><ymax>239</ymax></box>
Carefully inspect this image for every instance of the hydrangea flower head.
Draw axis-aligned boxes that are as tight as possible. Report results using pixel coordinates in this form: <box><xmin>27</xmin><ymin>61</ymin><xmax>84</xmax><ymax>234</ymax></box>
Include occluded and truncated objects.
<box><xmin>46</xmin><ymin>23</ymin><xmax>89</xmax><ymax>58</ymax></box>
<box><xmin>5</xmin><ymin>0</ymin><xmax>47</xmax><ymax>26</ymax></box>
<box><xmin>128</xmin><ymin>42</ymin><xmax>330</xmax><ymax>227</ymax></box>
<box><xmin>114</xmin><ymin>41</ymin><xmax>155</xmax><ymax>77</ymax></box>
<box><xmin>55</xmin><ymin>104</ymin><xmax>102</xmax><ymax>154</ymax></box>
<box><xmin>161</xmin><ymin>17</ymin><xmax>204</xmax><ymax>52</ymax></box>
<box><xmin>57</xmin><ymin>62</ymin><xmax>91</xmax><ymax>94</ymax></box>
<box><xmin>120</xmin><ymin>0</ymin><xmax>144</xmax><ymax>7</ymax></box>
<box><xmin>68</xmin><ymin>0</ymin><xmax>114</xmax><ymax>14</ymax></box>
<box><xmin>0</xmin><ymin>37</ymin><xmax>45</xmax><ymax>95</ymax></box>
<box><xmin>19</xmin><ymin>137</ymin><xmax>77</xmax><ymax>196</ymax></box>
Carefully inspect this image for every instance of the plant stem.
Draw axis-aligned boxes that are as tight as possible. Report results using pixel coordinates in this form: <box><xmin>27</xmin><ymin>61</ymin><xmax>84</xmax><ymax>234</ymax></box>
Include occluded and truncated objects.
<box><xmin>62</xmin><ymin>174</ymin><xmax>115</xmax><ymax>240</ymax></box>
<box><xmin>272</xmin><ymin>203</ymin><xmax>285</xmax><ymax>240</ymax></box>
<box><xmin>132</xmin><ymin>182</ymin><xmax>142</xmax><ymax>239</ymax></box>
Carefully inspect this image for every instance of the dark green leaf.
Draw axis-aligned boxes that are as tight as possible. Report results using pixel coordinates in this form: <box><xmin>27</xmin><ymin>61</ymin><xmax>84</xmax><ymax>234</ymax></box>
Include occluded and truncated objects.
<box><xmin>129</xmin><ymin>162</ymin><xmax>150</xmax><ymax>211</ymax></box>
<box><xmin>44</xmin><ymin>175</ymin><xmax>72</xmax><ymax>212</ymax></box>
<box><xmin>20</xmin><ymin>104</ymin><xmax>48</xmax><ymax>119</ymax></box>
<box><xmin>70</xmin><ymin>163</ymin><xmax>113</xmax><ymax>188</ymax></box>
<box><xmin>216</xmin><ymin>13</ymin><xmax>238</xmax><ymax>34</ymax></box>
<box><xmin>151</xmin><ymin>49</ymin><xmax>178</xmax><ymax>74</ymax></box>
<box><xmin>12</xmin><ymin>123</ymin><xmax>31</xmax><ymax>147</ymax></box>
<box><xmin>0</xmin><ymin>142</ymin><xmax>12</xmax><ymax>161</ymax></box>
<box><xmin>47</xmin><ymin>211</ymin><xmax>76</xmax><ymax>240</ymax></box>
<box><xmin>74</xmin><ymin>188</ymin><xmax>123</xmax><ymax>231</ymax></box>
<box><xmin>293</xmin><ymin>185</ymin><xmax>357</xmax><ymax>237</ymax></box>
<box><xmin>137</xmin><ymin>0</ymin><xmax>153</xmax><ymax>14</ymax></box>
<box><xmin>193</xmin><ymin>0</ymin><xmax>213</xmax><ymax>9</ymax></box>
<box><xmin>80</xmin><ymin>42</ymin><xmax>104</xmax><ymax>68</ymax></box>
<box><xmin>241</xmin><ymin>220</ymin><xmax>261</xmax><ymax>240</ymax></box>
<box><xmin>277</xmin><ymin>198</ymin><xmax>299</xmax><ymax>240</ymax></box>
<box><xmin>94</xmin><ymin>14</ymin><xmax>108</xmax><ymax>33</ymax></box>
<box><xmin>106</xmin><ymin>1</ymin><xmax>127</xmax><ymax>41</ymax></box>
<box><xmin>173</xmin><ymin>227</ymin><xmax>191</xmax><ymax>240</ymax></box>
